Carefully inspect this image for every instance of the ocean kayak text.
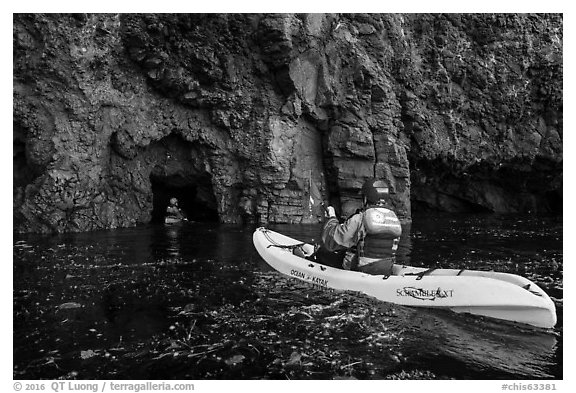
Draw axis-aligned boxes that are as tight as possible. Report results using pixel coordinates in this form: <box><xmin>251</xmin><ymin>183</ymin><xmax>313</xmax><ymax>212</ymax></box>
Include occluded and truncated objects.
<box><xmin>290</xmin><ymin>269</ymin><xmax>330</xmax><ymax>288</ymax></box>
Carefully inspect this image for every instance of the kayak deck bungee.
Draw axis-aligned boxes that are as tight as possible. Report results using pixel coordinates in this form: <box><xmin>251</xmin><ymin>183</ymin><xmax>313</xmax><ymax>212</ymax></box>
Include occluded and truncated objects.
<box><xmin>253</xmin><ymin>227</ymin><xmax>557</xmax><ymax>329</ymax></box>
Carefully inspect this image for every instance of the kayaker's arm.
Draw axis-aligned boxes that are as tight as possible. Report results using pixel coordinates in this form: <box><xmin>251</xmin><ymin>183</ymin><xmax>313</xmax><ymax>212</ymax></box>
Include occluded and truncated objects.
<box><xmin>321</xmin><ymin>213</ymin><xmax>362</xmax><ymax>252</ymax></box>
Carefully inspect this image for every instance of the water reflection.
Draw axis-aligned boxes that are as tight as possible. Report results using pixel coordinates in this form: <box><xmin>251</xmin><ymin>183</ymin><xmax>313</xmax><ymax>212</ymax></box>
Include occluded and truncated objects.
<box><xmin>164</xmin><ymin>225</ymin><xmax>181</xmax><ymax>257</ymax></box>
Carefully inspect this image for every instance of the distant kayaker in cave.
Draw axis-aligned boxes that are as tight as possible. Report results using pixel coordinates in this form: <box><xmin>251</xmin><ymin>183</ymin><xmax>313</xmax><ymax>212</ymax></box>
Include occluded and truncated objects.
<box><xmin>320</xmin><ymin>178</ymin><xmax>402</xmax><ymax>275</ymax></box>
<box><xmin>165</xmin><ymin>197</ymin><xmax>186</xmax><ymax>222</ymax></box>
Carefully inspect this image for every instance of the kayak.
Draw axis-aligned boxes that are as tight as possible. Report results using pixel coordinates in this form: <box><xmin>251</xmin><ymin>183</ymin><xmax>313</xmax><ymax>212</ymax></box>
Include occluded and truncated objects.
<box><xmin>253</xmin><ymin>227</ymin><xmax>557</xmax><ymax>329</ymax></box>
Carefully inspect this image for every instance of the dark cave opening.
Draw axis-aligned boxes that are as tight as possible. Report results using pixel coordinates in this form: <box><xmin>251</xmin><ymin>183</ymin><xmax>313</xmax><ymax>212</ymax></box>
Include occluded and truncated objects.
<box><xmin>13</xmin><ymin>139</ymin><xmax>33</xmax><ymax>187</ymax></box>
<box><xmin>13</xmin><ymin>124</ymin><xmax>39</xmax><ymax>189</ymax></box>
<box><xmin>409</xmin><ymin>155</ymin><xmax>563</xmax><ymax>215</ymax></box>
<box><xmin>14</xmin><ymin>123</ymin><xmax>42</xmax><ymax>208</ymax></box>
<box><xmin>150</xmin><ymin>174</ymin><xmax>219</xmax><ymax>224</ymax></box>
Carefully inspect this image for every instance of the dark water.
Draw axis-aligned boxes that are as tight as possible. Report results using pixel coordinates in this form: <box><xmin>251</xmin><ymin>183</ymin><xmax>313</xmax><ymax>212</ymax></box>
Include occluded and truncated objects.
<box><xmin>13</xmin><ymin>214</ymin><xmax>562</xmax><ymax>380</ymax></box>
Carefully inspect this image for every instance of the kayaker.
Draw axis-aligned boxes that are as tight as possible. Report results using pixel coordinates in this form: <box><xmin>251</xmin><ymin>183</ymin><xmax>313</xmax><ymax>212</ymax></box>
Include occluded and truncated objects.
<box><xmin>166</xmin><ymin>197</ymin><xmax>186</xmax><ymax>221</ymax></box>
<box><xmin>321</xmin><ymin>178</ymin><xmax>402</xmax><ymax>275</ymax></box>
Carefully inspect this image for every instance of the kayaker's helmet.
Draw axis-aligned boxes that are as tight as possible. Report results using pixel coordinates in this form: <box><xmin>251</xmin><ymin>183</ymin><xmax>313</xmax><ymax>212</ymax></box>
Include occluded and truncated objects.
<box><xmin>170</xmin><ymin>198</ymin><xmax>178</xmax><ymax>206</ymax></box>
<box><xmin>361</xmin><ymin>178</ymin><xmax>391</xmax><ymax>204</ymax></box>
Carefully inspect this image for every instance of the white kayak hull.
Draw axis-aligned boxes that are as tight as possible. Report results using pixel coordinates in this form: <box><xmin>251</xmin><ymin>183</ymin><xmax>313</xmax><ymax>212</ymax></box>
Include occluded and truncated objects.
<box><xmin>253</xmin><ymin>227</ymin><xmax>557</xmax><ymax>329</ymax></box>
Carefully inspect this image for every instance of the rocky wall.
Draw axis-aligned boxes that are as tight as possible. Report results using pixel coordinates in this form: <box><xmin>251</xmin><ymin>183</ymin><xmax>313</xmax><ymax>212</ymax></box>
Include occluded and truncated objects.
<box><xmin>13</xmin><ymin>13</ymin><xmax>562</xmax><ymax>233</ymax></box>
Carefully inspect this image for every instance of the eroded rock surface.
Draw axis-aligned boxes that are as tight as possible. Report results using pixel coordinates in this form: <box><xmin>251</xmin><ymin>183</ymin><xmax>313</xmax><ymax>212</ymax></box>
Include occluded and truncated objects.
<box><xmin>13</xmin><ymin>14</ymin><xmax>562</xmax><ymax>233</ymax></box>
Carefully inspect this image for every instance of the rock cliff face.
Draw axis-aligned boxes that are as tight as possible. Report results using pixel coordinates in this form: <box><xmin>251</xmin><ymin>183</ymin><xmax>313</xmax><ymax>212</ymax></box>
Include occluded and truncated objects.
<box><xmin>13</xmin><ymin>13</ymin><xmax>562</xmax><ymax>233</ymax></box>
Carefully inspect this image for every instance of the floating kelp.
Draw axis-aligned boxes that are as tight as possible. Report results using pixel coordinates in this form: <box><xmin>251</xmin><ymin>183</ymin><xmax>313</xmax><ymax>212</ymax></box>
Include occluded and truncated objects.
<box><xmin>14</xmin><ymin>217</ymin><xmax>562</xmax><ymax>379</ymax></box>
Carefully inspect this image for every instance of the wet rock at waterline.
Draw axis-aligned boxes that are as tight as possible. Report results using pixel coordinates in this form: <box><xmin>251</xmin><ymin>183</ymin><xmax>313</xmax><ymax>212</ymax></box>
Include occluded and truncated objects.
<box><xmin>13</xmin><ymin>14</ymin><xmax>562</xmax><ymax>233</ymax></box>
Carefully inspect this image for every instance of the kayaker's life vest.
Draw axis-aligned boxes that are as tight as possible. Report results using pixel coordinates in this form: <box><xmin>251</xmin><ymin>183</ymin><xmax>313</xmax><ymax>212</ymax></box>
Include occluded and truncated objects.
<box><xmin>166</xmin><ymin>205</ymin><xmax>182</xmax><ymax>218</ymax></box>
<box><xmin>359</xmin><ymin>207</ymin><xmax>402</xmax><ymax>259</ymax></box>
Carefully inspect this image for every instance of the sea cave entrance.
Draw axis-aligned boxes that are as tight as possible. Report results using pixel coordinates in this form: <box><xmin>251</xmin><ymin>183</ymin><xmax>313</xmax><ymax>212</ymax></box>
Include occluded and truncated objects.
<box><xmin>14</xmin><ymin>121</ymin><xmax>41</xmax><ymax>206</ymax></box>
<box><xmin>150</xmin><ymin>173</ymin><xmax>219</xmax><ymax>224</ymax></box>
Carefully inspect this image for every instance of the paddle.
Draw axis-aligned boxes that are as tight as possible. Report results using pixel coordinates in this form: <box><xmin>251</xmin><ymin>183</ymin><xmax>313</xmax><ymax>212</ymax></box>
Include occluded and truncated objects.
<box><xmin>309</xmin><ymin>173</ymin><xmax>329</xmax><ymax>217</ymax></box>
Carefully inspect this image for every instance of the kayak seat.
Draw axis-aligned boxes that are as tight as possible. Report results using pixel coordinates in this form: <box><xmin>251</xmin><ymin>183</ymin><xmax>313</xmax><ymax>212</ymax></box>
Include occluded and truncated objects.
<box><xmin>292</xmin><ymin>245</ymin><xmax>307</xmax><ymax>258</ymax></box>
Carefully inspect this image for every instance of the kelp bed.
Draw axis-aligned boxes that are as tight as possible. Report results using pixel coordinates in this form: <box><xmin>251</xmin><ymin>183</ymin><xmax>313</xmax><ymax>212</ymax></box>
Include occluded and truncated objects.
<box><xmin>14</xmin><ymin>244</ymin><xmax>438</xmax><ymax>380</ymax></box>
<box><xmin>14</xmin><ymin>216</ymin><xmax>562</xmax><ymax>380</ymax></box>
